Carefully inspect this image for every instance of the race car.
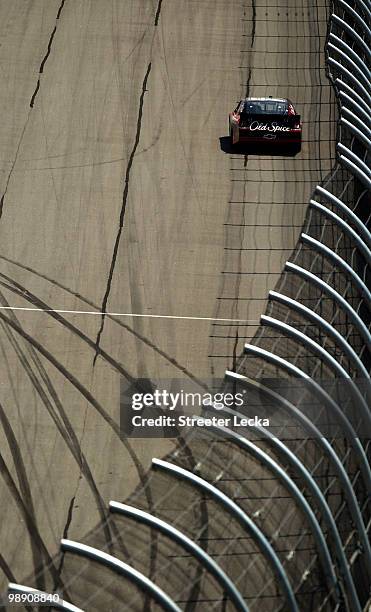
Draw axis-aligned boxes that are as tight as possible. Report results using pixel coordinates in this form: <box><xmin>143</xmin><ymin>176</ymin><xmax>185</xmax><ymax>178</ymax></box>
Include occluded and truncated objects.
<box><xmin>229</xmin><ymin>97</ymin><xmax>301</xmax><ymax>151</ymax></box>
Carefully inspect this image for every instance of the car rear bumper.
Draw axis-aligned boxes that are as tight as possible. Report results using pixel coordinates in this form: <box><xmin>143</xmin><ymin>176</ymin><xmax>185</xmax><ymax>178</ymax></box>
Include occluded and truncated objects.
<box><xmin>238</xmin><ymin>129</ymin><xmax>301</xmax><ymax>143</ymax></box>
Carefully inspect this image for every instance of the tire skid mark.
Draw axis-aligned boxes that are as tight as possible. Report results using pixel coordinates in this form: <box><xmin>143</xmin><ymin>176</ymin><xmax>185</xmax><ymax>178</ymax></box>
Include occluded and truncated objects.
<box><xmin>0</xmin><ymin>399</ymin><xmax>45</xmax><ymax>591</ymax></box>
<box><xmin>0</xmin><ymin>553</ymin><xmax>16</xmax><ymax>582</ymax></box>
<box><xmin>0</xmin><ymin>285</ymin><xmax>151</xmax><ymax>526</ymax></box>
<box><xmin>94</xmin><ymin>62</ymin><xmax>152</xmax><ymax>364</ymax></box>
<box><xmin>0</xmin><ymin>451</ymin><xmax>65</xmax><ymax>595</ymax></box>
<box><xmin>0</xmin><ymin>274</ymin><xmax>135</xmax><ymax>384</ymax></box>
<box><xmin>0</xmin><ymin>327</ymin><xmax>124</xmax><ymax>586</ymax></box>
<box><xmin>0</xmin><ymin>320</ymin><xmax>66</xmax><ymax>578</ymax></box>
<box><xmin>0</xmin><ymin>305</ymin><xmax>152</xmax><ymax>530</ymax></box>
<box><xmin>0</xmin><ymin>300</ymin><xmax>129</xmax><ymax>563</ymax></box>
<box><xmin>0</xmin><ymin>253</ymin><xmax>207</xmax><ymax>388</ymax></box>
<box><xmin>27</xmin><ymin>335</ymin><xmax>130</xmax><ymax>561</ymax></box>
<box><xmin>0</xmin><ymin>301</ymin><xmax>156</xmax><ymax>589</ymax></box>
<box><xmin>0</xmin><ymin>555</ymin><xmax>33</xmax><ymax>612</ymax></box>
<box><xmin>0</xmin><ymin>121</ymin><xmax>28</xmax><ymax>220</ymax></box>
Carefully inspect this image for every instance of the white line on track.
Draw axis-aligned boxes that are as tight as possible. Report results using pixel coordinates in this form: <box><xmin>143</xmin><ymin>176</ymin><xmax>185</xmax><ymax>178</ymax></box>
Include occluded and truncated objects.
<box><xmin>0</xmin><ymin>305</ymin><xmax>259</xmax><ymax>324</ymax></box>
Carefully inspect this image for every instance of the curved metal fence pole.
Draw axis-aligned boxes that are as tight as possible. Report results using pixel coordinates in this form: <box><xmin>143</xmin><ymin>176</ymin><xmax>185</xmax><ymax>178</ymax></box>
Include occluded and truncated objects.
<box><xmin>224</xmin><ymin>370</ymin><xmax>371</xmax><ymax>564</ymax></box>
<box><xmin>356</xmin><ymin>0</ymin><xmax>371</xmax><ymax>19</ymax></box>
<box><xmin>152</xmin><ymin>458</ymin><xmax>299</xmax><ymax>612</ymax></box>
<box><xmin>331</xmin><ymin>15</ymin><xmax>371</xmax><ymax>61</ymax></box>
<box><xmin>327</xmin><ymin>43</ymin><xmax>371</xmax><ymax>90</ymax></box>
<box><xmin>243</xmin><ymin>343</ymin><xmax>371</xmax><ymax>488</ymax></box>
<box><xmin>192</xmin><ymin>420</ymin><xmax>341</xmax><ymax>602</ymax></box>
<box><xmin>340</xmin><ymin>114</ymin><xmax>371</xmax><ymax>151</ymax></box>
<box><xmin>309</xmin><ymin>201</ymin><xmax>371</xmax><ymax>261</ymax></box>
<box><xmin>331</xmin><ymin>13</ymin><xmax>371</xmax><ymax>59</ymax></box>
<box><xmin>109</xmin><ymin>502</ymin><xmax>249</xmax><ymax>612</ymax></box>
<box><xmin>328</xmin><ymin>33</ymin><xmax>371</xmax><ymax>79</ymax></box>
<box><xmin>339</xmin><ymin>92</ymin><xmax>371</xmax><ymax>128</ymax></box>
<box><xmin>336</xmin><ymin>79</ymin><xmax>371</xmax><ymax>117</ymax></box>
<box><xmin>336</xmin><ymin>143</ymin><xmax>371</xmax><ymax>179</ymax></box>
<box><xmin>328</xmin><ymin>58</ymin><xmax>371</xmax><ymax>106</ymax></box>
<box><xmin>333</xmin><ymin>0</ymin><xmax>371</xmax><ymax>40</ymax></box>
<box><xmin>201</xmin><ymin>408</ymin><xmax>363</xmax><ymax>612</ymax></box>
<box><xmin>7</xmin><ymin>584</ymin><xmax>83</xmax><ymax>612</ymax></box>
<box><xmin>60</xmin><ymin>540</ymin><xmax>181</xmax><ymax>612</ymax></box>
<box><xmin>340</xmin><ymin>117</ymin><xmax>371</xmax><ymax>150</ymax></box>
<box><xmin>267</xmin><ymin>290</ymin><xmax>369</xmax><ymax>377</ymax></box>
<box><xmin>260</xmin><ymin>314</ymin><xmax>371</xmax><ymax>426</ymax></box>
<box><xmin>338</xmin><ymin>153</ymin><xmax>371</xmax><ymax>190</ymax></box>
<box><xmin>344</xmin><ymin>0</ymin><xmax>371</xmax><ymax>18</ymax></box>
<box><xmin>284</xmin><ymin>261</ymin><xmax>371</xmax><ymax>350</ymax></box>
<box><xmin>342</xmin><ymin>0</ymin><xmax>371</xmax><ymax>23</ymax></box>
<box><xmin>342</xmin><ymin>107</ymin><xmax>371</xmax><ymax>140</ymax></box>
<box><xmin>301</xmin><ymin>232</ymin><xmax>371</xmax><ymax>304</ymax></box>
<box><xmin>314</xmin><ymin>186</ymin><xmax>371</xmax><ymax>246</ymax></box>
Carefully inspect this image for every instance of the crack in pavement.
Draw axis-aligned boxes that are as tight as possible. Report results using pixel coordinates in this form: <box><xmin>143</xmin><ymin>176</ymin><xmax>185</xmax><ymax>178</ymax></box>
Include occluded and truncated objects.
<box><xmin>54</xmin><ymin>493</ymin><xmax>76</xmax><ymax>588</ymax></box>
<box><xmin>0</xmin><ymin>0</ymin><xmax>67</xmax><ymax>220</ymax></box>
<box><xmin>30</xmin><ymin>0</ymin><xmax>67</xmax><ymax>108</ymax></box>
<box><xmin>251</xmin><ymin>0</ymin><xmax>256</xmax><ymax>48</ymax></box>
<box><xmin>154</xmin><ymin>0</ymin><xmax>163</xmax><ymax>26</ymax></box>
<box><xmin>93</xmin><ymin>62</ymin><xmax>152</xmax><ymax>365</ymax></box>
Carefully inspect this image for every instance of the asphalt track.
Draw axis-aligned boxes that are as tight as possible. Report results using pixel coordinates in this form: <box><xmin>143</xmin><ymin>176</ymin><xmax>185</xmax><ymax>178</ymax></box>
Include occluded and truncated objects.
<box><xmin>0</xmin><ymin>0</ymin><xmax>336</xmax><ymax>609</ymax></box>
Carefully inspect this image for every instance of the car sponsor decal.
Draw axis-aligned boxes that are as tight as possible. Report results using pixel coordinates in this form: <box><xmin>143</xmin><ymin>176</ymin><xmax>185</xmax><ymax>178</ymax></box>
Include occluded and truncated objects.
<box><xmin>248</xmin><ymin>120</ymin><xmax>291</xmax><ymax>132</ymax></box>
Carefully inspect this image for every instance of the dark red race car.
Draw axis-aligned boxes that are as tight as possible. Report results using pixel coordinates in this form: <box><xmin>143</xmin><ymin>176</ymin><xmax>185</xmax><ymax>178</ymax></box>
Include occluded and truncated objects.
<box><xmin>229</xmin><ymin>97</ymin><xmax>302</xmax><ymax>152</ymax></box>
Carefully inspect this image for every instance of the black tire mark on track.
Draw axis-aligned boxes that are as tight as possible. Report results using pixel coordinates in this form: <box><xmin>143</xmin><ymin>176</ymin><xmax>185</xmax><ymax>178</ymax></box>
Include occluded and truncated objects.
<box><xmin>0</xmin><ymin>307</ymin><xmax>154</xmax><ymax>535</ymax></box>
<box><xmin>0</xmin><ymin>553</ymin><xmax>16</xmax><ymax>582</ymax></box>
<box><xmin>0</xmin><ymin>451</ymin><xmax>65</xmax><ymax>596</ymax></box>
<box><xmin>0</xmin><ymin>315</ymin><xmax>121</xmax><ymax>565</ymax></box>
<box><xmin>0</xmin><ymin>300</ymin><xmax>157</xmax><ymax>594</ymax></box>
<box><xmin>28</xmin><ymin>348</ymin><xmax>129</xmax><ymax>559</ymax></box>
<box><xmin>0</xmin><ymin>281</ymin><xmax>206</xmax><ymax>599</ymax></box>
<box><xmin>0</xmin><ymin>120</ymin><xmax>28</xmax><ymax>220</ymax></box>
<box><xmin>0</xmin><ymin>275</ymin><xmax>135</xmax><ymax>384</ymax></box>
<box><xmin>0</xmin><ymin>302</ymin><xmax>130</xmax><ymax>565</ymax></box>
<box><xmin>0</xmin><ymin>555</ymin><xmax>33</xmax><ymax>612</ymax></box>
<box><xmin>0</xmin><ymin>400</ymin><xmax>46</xmax><ymax>591</ymax></box>
<box><xmin>94</xmin><ymin>62</ymin><xmax>152</xmax><ymax>364</ymax></box>
<box><xmin>0</xmin><ymin>286</ymin><xmax>153</xmax><ymax>545</ymax></box>
<box><xmin>0</xmin><ymin>255</ymin><xmax>207</xmax><ymax>389</ymax></box>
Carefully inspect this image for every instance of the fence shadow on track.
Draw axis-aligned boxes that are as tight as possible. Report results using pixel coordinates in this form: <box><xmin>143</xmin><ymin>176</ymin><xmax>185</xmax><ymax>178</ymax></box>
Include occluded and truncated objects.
<box><xmin>4</xmin><ymin>0</ymin><xmax>370</xmax><ymax>610</ymax></box>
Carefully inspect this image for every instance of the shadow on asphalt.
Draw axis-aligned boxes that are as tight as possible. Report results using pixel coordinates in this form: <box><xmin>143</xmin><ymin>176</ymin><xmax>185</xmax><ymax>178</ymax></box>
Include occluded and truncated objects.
<box><xmin>219</xmin><ymin>136</ymin><xmax>301</xmax><ymax>157</ymax></box>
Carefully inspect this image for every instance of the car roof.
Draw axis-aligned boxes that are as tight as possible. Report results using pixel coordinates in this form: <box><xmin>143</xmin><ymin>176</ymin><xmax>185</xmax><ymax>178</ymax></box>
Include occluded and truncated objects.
<box><xmin>244</xmin><ymin>97</ymin><xmax>288</xmax><ymax>103</ymax></box>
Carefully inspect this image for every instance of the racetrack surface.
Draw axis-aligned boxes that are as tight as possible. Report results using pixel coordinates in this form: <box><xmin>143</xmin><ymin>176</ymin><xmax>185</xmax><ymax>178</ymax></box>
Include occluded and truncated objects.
<box><xmin>0</xmin><ymin>0</ymin><xmax>336</xmax><ymax>609</ymax></box>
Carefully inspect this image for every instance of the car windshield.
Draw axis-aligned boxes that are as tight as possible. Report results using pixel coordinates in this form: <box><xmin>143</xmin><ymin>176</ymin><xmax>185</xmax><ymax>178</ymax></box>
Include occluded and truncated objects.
<box><xmin>243</xmin><ymin>99</ymin><xmax>288</xmax><ymax>114</ymax></box>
